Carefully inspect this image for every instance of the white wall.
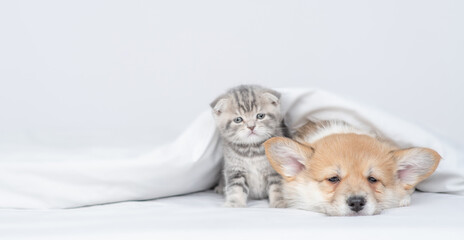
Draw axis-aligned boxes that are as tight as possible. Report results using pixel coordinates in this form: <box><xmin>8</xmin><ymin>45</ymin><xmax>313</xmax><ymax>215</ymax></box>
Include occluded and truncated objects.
<box><xmin>1</xmin><ymin>0</ymin><xmax>463</xmax><ymax>149</ymax></box>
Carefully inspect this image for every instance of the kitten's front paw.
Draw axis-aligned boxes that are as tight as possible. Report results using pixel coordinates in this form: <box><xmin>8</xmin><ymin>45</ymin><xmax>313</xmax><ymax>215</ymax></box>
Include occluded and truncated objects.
<box><xmin>223</xmin><ymin>200</ymin><xmax>247</xmax><ymax>208</ymax></box>
<box><xmin>269</xmin><ymin>199</ymin><xmax>287</xmax><ymax>208</ymax></box>
<box><xmin>214</xmin><ymin>185</ymin><xmax>224</xmax><ymax>194</ymax></box>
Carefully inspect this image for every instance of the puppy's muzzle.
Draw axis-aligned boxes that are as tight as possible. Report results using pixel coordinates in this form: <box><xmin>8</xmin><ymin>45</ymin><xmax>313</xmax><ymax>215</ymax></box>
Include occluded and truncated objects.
<box><xmin>347</xmin><ymin>196</ymin><xmax>366</xmax><ymax>212</ymax></box>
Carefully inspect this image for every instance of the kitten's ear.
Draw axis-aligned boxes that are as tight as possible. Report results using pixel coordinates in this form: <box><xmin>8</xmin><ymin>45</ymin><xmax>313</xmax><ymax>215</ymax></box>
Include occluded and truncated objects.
<box><xmin>264</xmin><ymin>137</ymin><xmax>314</xmax><ymax>181</ymax></box>
<box><xmin>261</xmin><ymin>89</ymin><xmax>281</xmax><ymax>106</ymax></box>
<box><xmin>393</xmin><ymin>148</ymin><xmax>441</xmax><ymax>190</ymax></box>
<box><xmin>210</xmin><ymin>94</ymin><xmax>229</xmax><ymax>115</ymax></box>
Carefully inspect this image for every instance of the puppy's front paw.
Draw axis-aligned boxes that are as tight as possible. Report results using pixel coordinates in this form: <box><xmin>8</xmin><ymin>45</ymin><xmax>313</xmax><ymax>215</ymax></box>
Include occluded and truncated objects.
<box><xmin>399</xmin><ymin>195</ymin><xmax>411</xmax><ymax>207</ymax></box>
<box><xmin>223</xmin><ymin>200</ymin><xmax>246</xmax><ymax>208</ymax></box>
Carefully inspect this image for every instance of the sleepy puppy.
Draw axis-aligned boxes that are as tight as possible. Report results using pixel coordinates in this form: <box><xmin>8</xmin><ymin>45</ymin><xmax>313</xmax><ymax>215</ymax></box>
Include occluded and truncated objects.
<box><xmin>264</xmin><ymin>120</ymin><xmax>441</xmax><ymax>216</ymax></box>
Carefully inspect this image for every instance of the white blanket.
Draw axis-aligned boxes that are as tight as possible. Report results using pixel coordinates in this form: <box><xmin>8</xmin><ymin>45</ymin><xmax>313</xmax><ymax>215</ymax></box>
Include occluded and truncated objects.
<box><xmin>1</xmin><ymin>89</ymin><xmax>463</xmax><ymax>209</ymax></box>
<box><xmin>2</xmin><ymin>191</ymin><xmax>464</xmax><ymax>240</ymax></box>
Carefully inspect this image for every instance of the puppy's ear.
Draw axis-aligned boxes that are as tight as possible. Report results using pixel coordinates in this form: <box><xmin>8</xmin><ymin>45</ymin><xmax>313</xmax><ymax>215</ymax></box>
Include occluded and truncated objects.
<box><xmin>261</xmin><ymin>90</ymin><xmax>281</xmax><ymax>106</ymax></box>
<box><xmin>264</xmin><ymin>137</ymin><xmax>314</xmax><ymax>181</ymax></box>
<box><xmin>210</xmin><ymin>94</ymin><xmax>228</xmax><ymax>115</ymax></box>
<box><xmin>393</xmin><ymin>148</ymin><xmax>441</xmax><ymax>190</ymax></box>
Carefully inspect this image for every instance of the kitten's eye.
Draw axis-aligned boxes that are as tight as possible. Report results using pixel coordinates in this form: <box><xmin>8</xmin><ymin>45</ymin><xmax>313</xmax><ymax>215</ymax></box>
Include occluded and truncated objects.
<box><xmin>256</xmin><ymin>113</ymin><xmax>265</xmax><ymax>119</ymax></box>
<box><xmin>368</xmin><ymin>176</ymin><xmax>378</xmax><ymax>183</ymax></box>
<box><xmin>327</xmin><ymin>176</ymin><xmax>340</xmax><ymax>183</ymax></box>
<box><xmin>233</xmin><ymin>117</ymin><xmax>243</xmax><ymax>123</ymax></box>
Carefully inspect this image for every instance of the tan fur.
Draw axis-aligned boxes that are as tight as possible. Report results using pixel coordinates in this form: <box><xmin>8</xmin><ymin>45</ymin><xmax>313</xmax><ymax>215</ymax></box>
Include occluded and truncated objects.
<box><xmin>292</xmin><ymin>120</ymin><xmax>330</xmax><ymax>141</ymax></box>
<box><xmin>392</xmin><ymin>148</ymin><xmax>441</xmax><ymax>190</ymax></box>
<box><xmin>264</xmin><ymin>121</ymin><xmax>441</xmax><ymax>216</ymax></box>
<box><xmin>264</xmin><ymin>137</ymin><xmax>313</xmax><ymax>182</ymax></box>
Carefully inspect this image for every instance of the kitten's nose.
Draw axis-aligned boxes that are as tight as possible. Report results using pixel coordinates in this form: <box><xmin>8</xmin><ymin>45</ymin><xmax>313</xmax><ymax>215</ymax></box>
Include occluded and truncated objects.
<box><xmin>347</xmin><ymin>196</ymin><xmax>366</xmax><ymax>212</ymax></box>
<box><xmin>248</xmin><ymin>126</ymin><xmax>255</xmax><ymax>131</ymax></box>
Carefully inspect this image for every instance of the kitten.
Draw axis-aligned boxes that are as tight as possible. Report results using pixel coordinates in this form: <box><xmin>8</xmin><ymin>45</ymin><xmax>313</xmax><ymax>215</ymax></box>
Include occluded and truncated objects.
<box><xmin>210</xmin><ymin>85</ymin><xmax>286</xmax><ymax>208</ymax></box>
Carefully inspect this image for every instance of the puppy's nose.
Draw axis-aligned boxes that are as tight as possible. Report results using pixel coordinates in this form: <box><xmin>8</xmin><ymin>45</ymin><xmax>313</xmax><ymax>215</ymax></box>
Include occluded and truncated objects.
<box><xmin>347</xmin><ymin>196</ymin><xmax>366</xmax><ymax>212</ymax></box>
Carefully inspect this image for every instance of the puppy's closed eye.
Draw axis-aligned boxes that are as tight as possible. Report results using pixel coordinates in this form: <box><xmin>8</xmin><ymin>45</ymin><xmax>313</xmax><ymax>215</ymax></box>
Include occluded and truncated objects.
<box><xmin>327</xmin><ymin>176</ymin><xmax>340</xmax><ymax>184</ymax></box>
<box><xmin>367</xmin><ymin>176</ymin><xmax>377</xmax><ymax>183</ymax></box>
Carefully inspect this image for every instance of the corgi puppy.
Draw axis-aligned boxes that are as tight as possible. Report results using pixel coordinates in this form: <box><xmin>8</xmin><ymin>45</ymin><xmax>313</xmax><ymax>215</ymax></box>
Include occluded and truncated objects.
<box><xmin>264</xmin><ymin>120</ymin><xmax>441</xmax><ymax>216</ymax></box>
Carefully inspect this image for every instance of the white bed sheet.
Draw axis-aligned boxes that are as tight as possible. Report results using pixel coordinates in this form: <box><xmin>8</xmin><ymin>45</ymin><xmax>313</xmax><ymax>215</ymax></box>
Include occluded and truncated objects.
<box><xmin>2</xmin><ymin>191</ymin><xmax>463</xmax><ymax>240</ymax></box>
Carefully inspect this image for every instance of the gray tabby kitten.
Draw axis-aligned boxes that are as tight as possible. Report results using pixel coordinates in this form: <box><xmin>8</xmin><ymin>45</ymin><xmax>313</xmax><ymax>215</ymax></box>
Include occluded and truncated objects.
<box><xmin>210</xmin><ymin>85</ymin><xmax>286</xmax><ymax>208</ymax></box>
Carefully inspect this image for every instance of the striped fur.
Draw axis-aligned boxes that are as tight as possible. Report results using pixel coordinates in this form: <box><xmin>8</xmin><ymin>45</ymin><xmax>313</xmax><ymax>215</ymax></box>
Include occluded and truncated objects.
<box><xmin>211</xmin><ymin>85</ymin><xmax>287</xmax><ymax>208</ymax></box>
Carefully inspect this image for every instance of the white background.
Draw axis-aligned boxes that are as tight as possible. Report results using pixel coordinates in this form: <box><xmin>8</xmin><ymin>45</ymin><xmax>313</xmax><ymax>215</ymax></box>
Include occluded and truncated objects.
<box><xmin>1</xmin><ymin>0</ymin><xmax>463</xmax><ymax>150</ymax></box>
